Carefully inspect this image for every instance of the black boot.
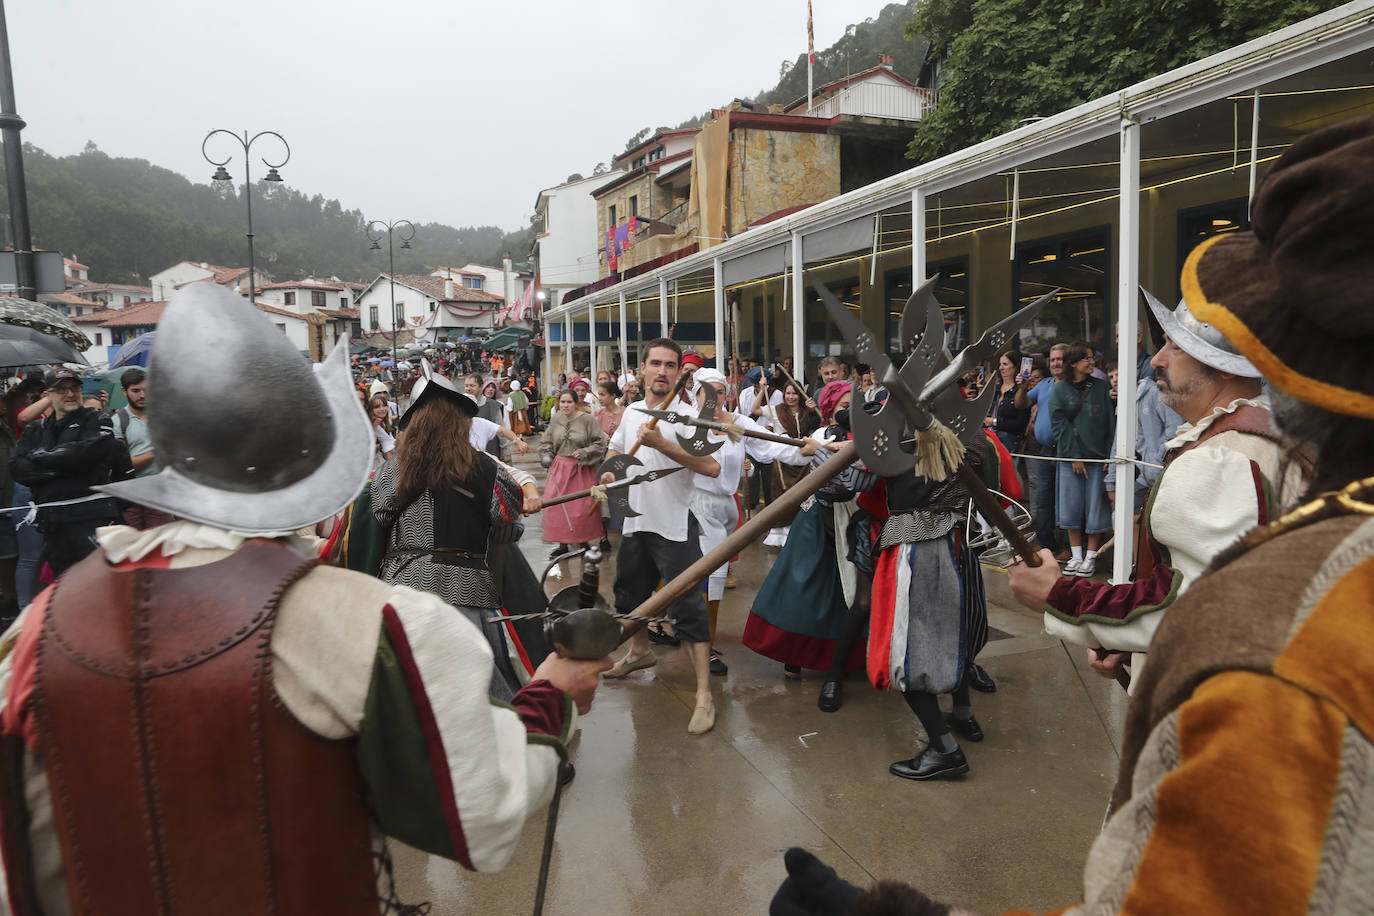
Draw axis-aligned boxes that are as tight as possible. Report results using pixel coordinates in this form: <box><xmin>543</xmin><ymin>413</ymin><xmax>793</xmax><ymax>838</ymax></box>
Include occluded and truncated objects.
<box><xmin>968</xmin><ymin>663</ymin><xmax>997</xmax><ymax>693</ymax></box>
<box><xmin>817</xmin><ymin>679</ymin><xmax>843</xmax><ymax>713</ymax></box>
<box><xmin>889</xmin><ymin>744</ymin><xmax>969</xmax><ymax>781</ymax></box>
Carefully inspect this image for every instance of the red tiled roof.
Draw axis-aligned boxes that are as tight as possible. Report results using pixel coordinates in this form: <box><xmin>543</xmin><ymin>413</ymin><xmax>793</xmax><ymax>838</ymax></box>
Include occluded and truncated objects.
<box><xmin>42</xmin><ymin>291</ymin><xmax>102</xmax><ymax>306</ymax></box>
<box><xmin>63</xmin><ymin>257</ymin><xmax>89</xmax><ymax>270</ymax></box>
<box><xmin>320</xmin><ymin>308</ymin><xmax>357</xmax><ymax>319</ymax></box>
<box><xmin>254</xmin><ymin>302</ymin><xmax>306</xmax><ymax>320</ymax></box>
<box><xmin>69</xmin><ymin>309</ymin><xmax>117</xmax><ymax>324</ymax></box>
<box><xmin>387</xmin><ymin>274</ymin><xmax>503</xmax><ymax>304</ymax></box>
<box><xmin>748</xmin><ymin>203</ymin><xmax>817</xmax><ymax>228</ymax></box>
<box><xmin>430</xmin><ymin>267</ymin><xmax>485</xmax><ymax>279</ymax></box>
<box><xmin>97</xmin><ymin>301</ymin><xmax>168</xmax><ymax>328</ymax></box>
<box><xmin>614</xmin><ymin>128</ymin><xmax>701</xmax><ymax>165</ymax></box>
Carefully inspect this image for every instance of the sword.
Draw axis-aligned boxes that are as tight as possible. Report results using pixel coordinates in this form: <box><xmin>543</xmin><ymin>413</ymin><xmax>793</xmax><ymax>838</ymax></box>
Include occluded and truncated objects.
<box><xmin>540</xmin><ymin>465</ymin><xmax>684</xmax><ymax>509</ymax></box>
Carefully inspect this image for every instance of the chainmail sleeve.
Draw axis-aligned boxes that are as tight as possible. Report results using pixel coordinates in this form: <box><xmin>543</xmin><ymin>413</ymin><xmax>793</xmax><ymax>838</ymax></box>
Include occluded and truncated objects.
<box><xmin>487</xmin><ymin>463</ymin><xmax>524</xmax><ymax>544</ymax></box>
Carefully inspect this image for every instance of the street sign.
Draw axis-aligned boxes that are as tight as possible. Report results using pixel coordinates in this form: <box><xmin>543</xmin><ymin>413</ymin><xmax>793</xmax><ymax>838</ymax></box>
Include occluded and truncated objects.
<box><xmin>0</xmin><ymin>251</ymin><xmax>65</xmax><ymax>294</ymax></box>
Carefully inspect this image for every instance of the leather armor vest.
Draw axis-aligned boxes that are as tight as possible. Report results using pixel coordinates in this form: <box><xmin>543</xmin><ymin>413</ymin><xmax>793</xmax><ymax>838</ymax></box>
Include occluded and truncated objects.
<box><xmin>16</xmin><ymin>541</ymin><xmax>377</xmax><ymax>916</ymax></box>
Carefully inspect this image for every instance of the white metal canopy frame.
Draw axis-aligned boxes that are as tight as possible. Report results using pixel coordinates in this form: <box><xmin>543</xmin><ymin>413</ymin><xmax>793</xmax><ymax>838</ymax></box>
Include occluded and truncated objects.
<box><xmin>545</xmin><ymin>0</ymin><xmax>1374</xmax><ymax>585</ymax></box>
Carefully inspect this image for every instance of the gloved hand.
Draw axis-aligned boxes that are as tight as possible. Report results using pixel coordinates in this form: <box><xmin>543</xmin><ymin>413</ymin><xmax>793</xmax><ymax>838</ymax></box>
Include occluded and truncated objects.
<box><xmin>540</xmin><ymin>453</ymin><xmax>553</xmax><ymax>469</ymax></box>
<box><xmin>770</xmin><ymin>847</ymin><xmax>861</xmax><ymax>916</ymax></box>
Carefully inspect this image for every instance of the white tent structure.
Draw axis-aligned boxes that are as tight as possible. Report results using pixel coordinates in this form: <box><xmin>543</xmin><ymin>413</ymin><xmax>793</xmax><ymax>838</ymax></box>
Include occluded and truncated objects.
<box><xmin>544</xmin><ymin>1</ymin><xmax>1374</xmax><ymax>584</ymax></box>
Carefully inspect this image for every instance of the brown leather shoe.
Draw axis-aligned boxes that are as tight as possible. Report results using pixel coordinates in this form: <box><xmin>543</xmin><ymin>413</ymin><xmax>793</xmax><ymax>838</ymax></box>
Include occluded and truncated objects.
<box><xmin>688</xmin><ymin>704</ymin><xmax>716</xmax><ymax>735</ymax></box>
<box><xmin>603</xmin><ymin>650</ymin><xmax>657</xmax><ymax>679</ymax></box>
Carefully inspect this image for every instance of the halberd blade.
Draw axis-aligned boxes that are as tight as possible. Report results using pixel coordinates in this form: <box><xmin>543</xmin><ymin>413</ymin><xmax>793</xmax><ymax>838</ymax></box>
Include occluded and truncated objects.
<box><xmin>919</xmin><ymin>289</ymin><xmax>1058</xmax><ymax>403</ymax></box>
<box><xmin>676</xmin><ymin>383</ymin><xmax>723</xmax><ymax>456</ymax></box>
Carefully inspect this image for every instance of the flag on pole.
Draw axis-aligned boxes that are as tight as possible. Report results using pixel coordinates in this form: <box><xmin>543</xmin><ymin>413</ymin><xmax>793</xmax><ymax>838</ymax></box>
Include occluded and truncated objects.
<box><xmin>808</xmin><ymin>0</ymin><xmax>815</xmax><ymax>64</ymax></box>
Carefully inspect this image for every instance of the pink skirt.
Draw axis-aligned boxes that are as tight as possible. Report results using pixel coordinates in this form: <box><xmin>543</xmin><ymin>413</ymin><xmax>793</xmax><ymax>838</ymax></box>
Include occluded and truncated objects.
<box><xmin>542</xmin><ymin>455</ymin><xmax>605</xmax><ymax>544</ymax></box>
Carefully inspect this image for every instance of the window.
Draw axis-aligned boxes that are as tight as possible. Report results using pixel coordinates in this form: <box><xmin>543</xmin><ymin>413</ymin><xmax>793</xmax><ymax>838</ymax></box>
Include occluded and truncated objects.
<box><xmin>648</xmin><ymin>147</ymin><xmax>664</xmax><ymax>163</ymax></box>
<box><xmin>885</xmin><ymin>258</ymin><xmax>969</xmax><ymax>355</ymax></box>
<box><xmin>284</xmin><ymin>291</ymin><xmax>295</xmax><ymax>306</ymax></box>
<box><xmin>429</xmin><ymin>301</ymin><xmax>437</xmax><ymax>312</ymax></box>
<box><xmin>394</xmin><ymin>302</ymin><xmax>405</xmax><ymax>325</ymax></box>
<box><xmin>1013</xmin><ymin>226</ymin><xmax>1111</xmax><ymax>354</ymax></box>
<box><xmin>369</xmin><ymin>305</ymin><xmax>379</xmax><ymax>329</ymax></box>
<box><xmin>122</xmin><ymin>295</ymin><xmax>131</xmax><ymax>305</ymax></box>
<box><xmin>632</xmin><ymin>156</ymin><xmax>646</xmax><ymax>169</ymax></box>
<box><xmin>608</xmin><ymin>204</ymin><xmax>617</xmax><ymax>227</ymax></box>
<box><xmin>629</xmin><ymin>195</ymin><xmax>638</xmax><ymax>217</ymax></box>
<box><xmin>462</xmin><ymin>276</ymin><xmax>483</xmax><ymax>290</ymax></box>
<box><xmin>95</xmin><ymin>333</ymin><xmax>103</xmax><ymax>346</ymax></box>
<box><xmin>311</xmin><ymin>290</ymin><xmax>326</xmax><ymax>308</ymax></box>
<box><xmin>73</xmin><ymin>306</ymin><xmax>81</xmax><ymax>316</ymax></box>
<box><xmin>340</xmin><ymin>296</ymin><xmax>348</xmax><ymax>309</ymax></box>
<box><xmin>1176</xmin><ymin>198</ymin><xmax>1248</xmax><ymax>303</ymax></box>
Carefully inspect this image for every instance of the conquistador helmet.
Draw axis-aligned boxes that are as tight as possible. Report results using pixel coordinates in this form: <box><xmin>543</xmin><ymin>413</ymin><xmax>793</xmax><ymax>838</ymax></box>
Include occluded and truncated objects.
<box><xmin>97</xmin><ymin>284</ymin><xmax>373</xmax><ymax>532</ymax></box>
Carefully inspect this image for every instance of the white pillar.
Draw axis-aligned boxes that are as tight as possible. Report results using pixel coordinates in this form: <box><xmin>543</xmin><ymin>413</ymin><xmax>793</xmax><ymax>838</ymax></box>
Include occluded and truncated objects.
<box><xmin>618</xmin><ymin>291</ymin><xmax>629</xmax><ymax>378</ymax></box>
<box><xmin>588</xmin><ymin>301</ymin><xmax>597</xmax><ymax>379</ymax></box>
<box><xmin>791</xmin><ymin>231</ymin><xmax>805</xmax><ymax>388</ymax></box>
<box><xmin>541</xmin><ymin>310</ymin><xmax>551</xmax><ymax>395</ymax></box>
<box><xmin>1112</xmin><ymin>116</ymin><xmax>1141</xmax><ymax>585</ymax></box>
<box><xmin>712</xmin><ymin>257</ymin><xmax>726</xmax><ymax>369</ymax></box>
<box><xmin>658</xmin><ymin>277</ymin><xmax>669</xmax><ymax>338</ymax></box>
<box><xmin>912</xmin><ymin>188</ymin><xmax>927</xmax><ymax>287</ymax></box>
<box><xmin>563</xmin><ymin>312</ymin><xmax>572</xmax><ymax>378</ymax></box>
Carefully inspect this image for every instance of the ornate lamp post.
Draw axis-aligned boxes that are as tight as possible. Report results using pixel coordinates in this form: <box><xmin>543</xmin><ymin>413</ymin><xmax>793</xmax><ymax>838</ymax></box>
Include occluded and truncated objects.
<box><xmin>365</xmin><ymin>219</ymin><xmax>416</xmax><ymax>372</ymax></box>
<box><xmin>202</xmin><ymin>129</ymin><xmax>289</xmax><ymax>300</ymax></box>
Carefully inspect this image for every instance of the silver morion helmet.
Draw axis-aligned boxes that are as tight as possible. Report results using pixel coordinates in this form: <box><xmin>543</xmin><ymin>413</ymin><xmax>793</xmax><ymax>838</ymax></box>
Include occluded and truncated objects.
<box><xmin>96</xmin><ymin>284</ymin><xmax>373</xmax><ymax>532</ymax></box>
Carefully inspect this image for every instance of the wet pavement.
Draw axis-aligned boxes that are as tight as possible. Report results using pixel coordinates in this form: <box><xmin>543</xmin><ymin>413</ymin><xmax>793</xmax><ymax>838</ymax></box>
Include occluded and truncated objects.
<box><xmin>389</xmin><ymin>446</ymin><xmax>1128</xmax><ymax>914</ymax></box>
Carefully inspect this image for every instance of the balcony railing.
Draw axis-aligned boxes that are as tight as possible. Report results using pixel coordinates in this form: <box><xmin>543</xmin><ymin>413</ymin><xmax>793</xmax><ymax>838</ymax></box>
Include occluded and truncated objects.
<box><xmin>807</xmin><ymin>82</ymin><xmax>935</xmax><ymax>122</ymax></box>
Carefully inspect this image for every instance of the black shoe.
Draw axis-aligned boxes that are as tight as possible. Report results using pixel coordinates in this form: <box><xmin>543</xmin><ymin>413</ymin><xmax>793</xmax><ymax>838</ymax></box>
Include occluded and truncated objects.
<box><xmin>548</xmin><ymin>544</ymin><xmax>569</xmax><ymax>561</ymax></box>
<box><xmin>647</xmin><ymin>623</ymin><xmax>680</xmax><ymax>647</ymax></box>
<box><xmin>817</xmin><ymin>679</ymin><xmax>843</xmax><ymax>713</ymax></box>
<box><xmin>889</xmin><ymin>745</ymin><xmax>969</xmax><ymax>781</ymax></box>
<box><xmin>784</xmin><ymin>664</ymin><xmax>802</xmax><ymax>679</ymax></box>
<box><xmin>944</xmin><ymin>713</ymin><xmax>984</xmax><ymax>742</ymax></box>
<box><xmin>598</xmin><ymin>537</ymin><xmax>612</xmax><ymax>552</ymax></box>
<box><xmin>709</xmin><ymin>649</ymin><xmax>728</xmax><ymax>676</ymax></box>
<box><xmin>968</xmin><ymin>663</ymin><xmax>997</xmax><ymax>693</ymax></box>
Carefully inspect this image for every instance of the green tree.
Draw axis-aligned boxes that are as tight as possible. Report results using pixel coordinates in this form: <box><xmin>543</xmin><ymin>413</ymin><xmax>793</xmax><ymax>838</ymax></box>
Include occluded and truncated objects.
<box><xmin>907</xmin><ymin>0</ymin><xmax>1341</xmax><ymax>163</ymax></box>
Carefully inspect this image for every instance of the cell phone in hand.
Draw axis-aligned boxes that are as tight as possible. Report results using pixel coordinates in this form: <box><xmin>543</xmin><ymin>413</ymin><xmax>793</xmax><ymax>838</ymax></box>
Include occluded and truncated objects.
<box><xmin>976</xmin><ymin>367</ymin><xmax>985</xmax><ymax>384</ymax></box>
<box><xmin>1019</xmin><ymin>357</ymin><xmax>1033</xmax><ymax>380</ymax></box>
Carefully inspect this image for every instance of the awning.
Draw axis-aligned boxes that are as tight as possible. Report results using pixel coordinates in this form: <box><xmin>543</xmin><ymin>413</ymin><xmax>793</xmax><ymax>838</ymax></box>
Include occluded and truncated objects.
<box><xmin>483</xmin><ymin>327</ymin><xmax>530</xmax><ymax>351</ymax></box>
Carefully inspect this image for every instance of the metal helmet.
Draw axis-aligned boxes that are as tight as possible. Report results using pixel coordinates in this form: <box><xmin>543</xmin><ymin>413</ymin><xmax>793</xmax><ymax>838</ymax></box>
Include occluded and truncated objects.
<box><xmin>96</xmin><ymin>284</ymin><xmax>373</xmax><ymax>533</ymax></box>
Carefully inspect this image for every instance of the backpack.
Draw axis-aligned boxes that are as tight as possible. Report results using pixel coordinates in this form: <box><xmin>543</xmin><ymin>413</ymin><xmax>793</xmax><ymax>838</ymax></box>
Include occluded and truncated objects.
<box><xmin>113</xmin><ymin>407</ymin><xmax>132</xmax><ymax>442</ymax></box>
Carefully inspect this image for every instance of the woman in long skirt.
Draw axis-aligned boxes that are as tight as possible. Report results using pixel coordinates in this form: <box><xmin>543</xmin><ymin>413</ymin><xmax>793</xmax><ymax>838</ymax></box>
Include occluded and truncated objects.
<box><xmin>540</xmin><ymin>389</ymin><xmax>607</xmax><ymax>559</ymax></box>
<box><xmin>753</xmin><ymin>380</ymin><xmax>819</xmax><ymax>546</ymax></box>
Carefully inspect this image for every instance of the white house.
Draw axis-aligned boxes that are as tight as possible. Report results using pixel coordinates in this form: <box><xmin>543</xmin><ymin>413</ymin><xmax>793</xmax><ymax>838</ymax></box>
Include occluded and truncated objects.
<box><xmin>355</xmin><ymin>274</ymin><xmax>504</xmax><ymax>344</ymax></box>
<box><xmin>70</xmin><ymin>282</ymin><xmax>155</xmax><ymax>309</ymax></box>
<box><xmin>256</xmin><ymin>278</ymin><xmax>355</xmax><ymax>314</ymax></box>
<box><xmin>783</xmin><ymin>58</ymin><xmax>935</xmax><ymax>122</ymax></box>
<box><xmin>430</xmin><ymin>262</ymin><xmax>528</xmax><ymax>306</ymax></box>
<box><xmin>532</xmin><ymin>172</ymin><xmax>625</xmax><ymax>309</ymax></box>
<box><xmin>62</xmin><ymin>257</ymin><xmax>90</xmax><ymax>284</ymax></box>
<box><xmin>149</xmin><ymin>260</ymin><xmax>273</xmax><ymax>300</ymax></box>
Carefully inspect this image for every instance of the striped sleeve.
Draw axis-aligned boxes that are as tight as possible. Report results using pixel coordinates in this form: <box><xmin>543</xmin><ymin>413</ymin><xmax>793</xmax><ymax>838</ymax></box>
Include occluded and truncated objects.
<box><xmin>1074</xmin><ymin>671</ymin><xmax>1349</xmax><ymax>914</ymax></box>
<box><xmin>356</xmin><ymin>587</ymin><xmax>574</xmax><ymax>872</ymax></box>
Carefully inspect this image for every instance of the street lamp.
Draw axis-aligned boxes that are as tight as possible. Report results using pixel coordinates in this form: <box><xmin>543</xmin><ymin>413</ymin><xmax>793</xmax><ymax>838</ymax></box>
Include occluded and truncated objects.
<box><xmin>202</xmin><ymin>129</ymin><xmax>290</xmax><ymax>300</ymax></box>
<box><xmin>364</xmin><ymin>218</ymin><xmax>416</xmax><ymax>372</ymax></box>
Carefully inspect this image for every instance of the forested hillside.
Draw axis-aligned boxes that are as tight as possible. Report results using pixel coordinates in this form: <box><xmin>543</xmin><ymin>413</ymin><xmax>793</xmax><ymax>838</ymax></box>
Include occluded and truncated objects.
<box><xmin>1</xmin><ymin>142</ymin><xmax>536</xmax><ymax>285</ymax></box>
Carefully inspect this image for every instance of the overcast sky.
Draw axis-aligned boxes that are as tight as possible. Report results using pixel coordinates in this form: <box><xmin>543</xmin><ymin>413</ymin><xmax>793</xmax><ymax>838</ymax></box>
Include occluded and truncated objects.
<box><xmin>11</xmin><ymin>0</ymin><xmax>902</xmax><ymax>231</ymax></box>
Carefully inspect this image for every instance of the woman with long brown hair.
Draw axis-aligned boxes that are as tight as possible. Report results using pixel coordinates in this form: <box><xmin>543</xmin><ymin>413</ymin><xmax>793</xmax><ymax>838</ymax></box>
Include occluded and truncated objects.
<box><xmin>540</xmin><ymin>388</ymin><xmax>607</xmax><ymax>559</ymax></box>
<box><xmin>753</xmin><ymin>379</ymin><xmax>819</xmax><ymax>547</ymax></box>
<box><xmin>372</xmin><ymin>375</ymin><xmax>527</xmax><ymax>699</ymax></box>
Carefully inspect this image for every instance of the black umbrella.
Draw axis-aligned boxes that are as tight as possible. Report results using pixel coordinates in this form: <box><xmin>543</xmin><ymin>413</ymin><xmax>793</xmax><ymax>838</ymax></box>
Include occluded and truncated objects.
<box><xmin>0</xmin><ymin>324</ymin><xmax>88</xmax><ymax>368</ymax></box>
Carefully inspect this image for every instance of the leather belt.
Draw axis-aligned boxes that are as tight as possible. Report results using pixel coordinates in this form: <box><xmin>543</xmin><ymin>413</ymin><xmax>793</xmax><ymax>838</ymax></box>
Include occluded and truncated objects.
<box><xmin>382</xmin><ymin>547</ymin><xmax>487</xmax><ymax>577</ymax></box>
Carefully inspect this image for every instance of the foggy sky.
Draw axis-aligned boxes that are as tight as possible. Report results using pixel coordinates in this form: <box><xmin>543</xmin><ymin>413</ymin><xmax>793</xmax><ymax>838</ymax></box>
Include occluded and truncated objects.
<box><xmin>12</xmin><ymin>0</ymin><xmax>898</xmax><ymax>232</ymax></box>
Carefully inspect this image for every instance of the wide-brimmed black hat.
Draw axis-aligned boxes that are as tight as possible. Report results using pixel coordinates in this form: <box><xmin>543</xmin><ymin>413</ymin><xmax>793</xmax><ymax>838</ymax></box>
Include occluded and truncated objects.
<box><xmin>1181</xmin><ymin>113</ymin><xmax>1374</xmax><ymax>419</ymax></box>
<box><xmin>398</xmin><ymin>373</ymin><xmax>478</xmax><ymax>429</ymax></box>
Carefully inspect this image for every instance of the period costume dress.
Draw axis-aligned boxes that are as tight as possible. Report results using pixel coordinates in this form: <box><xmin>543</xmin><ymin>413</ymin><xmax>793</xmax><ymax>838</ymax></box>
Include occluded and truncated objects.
<box><xmin>0</xmin><ymin>287</ymin><xmax>576</xmax><ymax>915</ymax></box>
<box><xmin>372</xmin><ymin>452</ymin><xmax>527</xmax><ymax>700</ymax></box>
<box><xmin>539</xmin><ymin>410</ymin><xmax>607</xmax><ymax>546</ymax></box>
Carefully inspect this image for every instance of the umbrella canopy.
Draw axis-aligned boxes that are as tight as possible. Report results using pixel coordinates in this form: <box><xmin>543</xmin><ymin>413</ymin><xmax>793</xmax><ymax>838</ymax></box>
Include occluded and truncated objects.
<box><xmin>0</xmin><ymin>297</ymin><xmax>91</xmax><ymax>350</ymax></box>
<box><xmin>0</xmin><ymin>325</ymin><xmax>89</xmax><ymax>368</ymax></box>
<box><xmin>109</xmin><ymin>332</ymin><xmax>154</xmax><ymax>369</ymax></box>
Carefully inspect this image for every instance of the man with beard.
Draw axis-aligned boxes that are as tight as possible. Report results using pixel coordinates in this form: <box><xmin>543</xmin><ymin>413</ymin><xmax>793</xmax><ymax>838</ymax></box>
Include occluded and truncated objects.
<box><xmin>1007</xmin><ymin>290</ymin><xmax>1301</xmax><ymax>687</ymax></box>
<box><xmin>112</xmin><ymin>368</ymin><xmax>175</xmax><ymax>530</ymax></box>
<box><xmin>598</xmin><ymin>339</ymin><xmax>723</xmax><ymax>735</ymax></box>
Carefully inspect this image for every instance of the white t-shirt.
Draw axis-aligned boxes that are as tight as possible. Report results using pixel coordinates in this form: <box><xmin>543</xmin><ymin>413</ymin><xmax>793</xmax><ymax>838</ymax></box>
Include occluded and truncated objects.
<box><xmin>608</xmin><ymin>402</ymin><xmax>713</xmax><ymax>542</ymax></box>
<box><xmin>469</xmin><ymin>416</ymin><xmax>500</xmax><ymax>450</ymax></box>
